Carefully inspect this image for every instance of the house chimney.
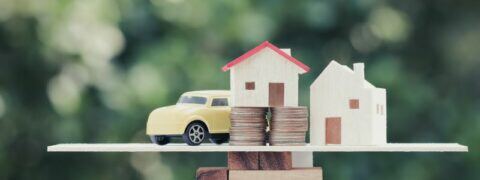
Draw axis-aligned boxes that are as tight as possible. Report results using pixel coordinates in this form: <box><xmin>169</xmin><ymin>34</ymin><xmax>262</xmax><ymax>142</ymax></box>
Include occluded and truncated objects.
<box><xmin>353</xmin><ymin>63</ymin><xmax>364</xmax><ymax>79</ymax></box>
<box><xmin>281</xmin><ymin>48</ymin><xmax>291</xmax><ymax>55</ymax></box>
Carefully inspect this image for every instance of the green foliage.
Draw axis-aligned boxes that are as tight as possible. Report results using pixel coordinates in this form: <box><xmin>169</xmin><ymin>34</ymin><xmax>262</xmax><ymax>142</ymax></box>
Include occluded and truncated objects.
<box><xmin>0</xmin><ymin>0</ymin><xmax>478</xmax><ymax>179</ymax></box>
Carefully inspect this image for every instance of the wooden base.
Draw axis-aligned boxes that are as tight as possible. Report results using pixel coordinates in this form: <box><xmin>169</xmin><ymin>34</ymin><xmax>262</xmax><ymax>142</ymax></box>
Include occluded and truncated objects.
<box><xmin>196</xmin><ymin>167</ymin><xmax>228</xmax><ymax>180</ymax></box>
<box><xmin>229</xmin><ymin>168</ymin><xmax>323</xmax><ymax>180</ymax></box>
<box><xmin>199</xmin><ymin>152</ymin><xmax>319</xmax><ymax>180</ymax></box>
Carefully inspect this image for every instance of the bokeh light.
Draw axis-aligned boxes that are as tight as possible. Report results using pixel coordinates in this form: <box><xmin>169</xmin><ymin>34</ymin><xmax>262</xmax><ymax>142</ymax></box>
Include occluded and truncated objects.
<box><xmin>368</xmin><ymin>6</ymin><xmax>411</xmax><ymax>43</ymax></box>
<box><xmin>0</xmin><ymin>93</ymin><xmax>6</xmax><ymax>118</ymax></box>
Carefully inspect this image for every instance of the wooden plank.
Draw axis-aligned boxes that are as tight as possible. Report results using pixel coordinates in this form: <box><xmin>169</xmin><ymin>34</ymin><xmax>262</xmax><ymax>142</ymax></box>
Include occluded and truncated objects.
<box><xmin>229</xmin><ymin>168</ymin><xmax>323</xmax><ymax>180</ymax></box>
<box><xmin>228</xmin><ymin>152</ymin><xmax>259</xmax><ymax>170</ymax></box>
<box><xmin>259</xmin><ymin>152</ymin><xmax>292</xmax><ymax>170</ymax></box>
<box><xmin>47</xmin><ymin>143</ymin><xmax>469</xmax><ymax>152</ymax></box>
<box><xmin>196</xmin><ymin>167</ymin><xmax>228</xmax><ymax>180</ymax></box>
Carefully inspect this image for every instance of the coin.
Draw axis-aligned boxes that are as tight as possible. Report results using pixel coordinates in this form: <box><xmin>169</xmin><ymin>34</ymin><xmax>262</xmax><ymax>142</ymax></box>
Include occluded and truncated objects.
<box><xmin>229</xmin><ymin>107</ymin><xmax>268</xmax><ymax>146</ymax></box>
<box><xmin>268</xmin><ymin>107</ymin><xmax>308</xmax><ymax>146</ymax></box>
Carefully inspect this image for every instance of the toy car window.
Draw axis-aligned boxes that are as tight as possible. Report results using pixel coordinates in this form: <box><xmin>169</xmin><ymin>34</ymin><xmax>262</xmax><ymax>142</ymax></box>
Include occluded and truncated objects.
<box><xmin>177</xmin><ymin>96</ymin><xmax>207</xmax><ymax>104</ymax></box>
<box><xmin>211</xmin><ymin>98</ymin><xmax>228</xmax><ymax>106</ymax></box>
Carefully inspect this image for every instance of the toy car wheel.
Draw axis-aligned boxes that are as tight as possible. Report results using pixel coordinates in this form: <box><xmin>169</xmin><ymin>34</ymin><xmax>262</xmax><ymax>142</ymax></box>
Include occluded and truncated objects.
<box><xmin>209</xmin><ymin>134</ymin><xmax>229</xmax><ymax>144</ymax></box>
<box><xmin>150</xmin><ymin>135</ymin><xmax>170</xmax><ymax>145</ymax></box>
<box><xmin>183</xmin><ymin>122</ymin><xmax>209</xmax><ymax>146</ymax></box>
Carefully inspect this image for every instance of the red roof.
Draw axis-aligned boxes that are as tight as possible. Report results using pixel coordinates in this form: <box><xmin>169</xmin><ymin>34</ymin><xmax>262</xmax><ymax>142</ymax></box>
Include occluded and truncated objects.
<box><xmin>222</xmin><ymin>41</ymin><xmax>310</xmax><ymax>73</ymax></box>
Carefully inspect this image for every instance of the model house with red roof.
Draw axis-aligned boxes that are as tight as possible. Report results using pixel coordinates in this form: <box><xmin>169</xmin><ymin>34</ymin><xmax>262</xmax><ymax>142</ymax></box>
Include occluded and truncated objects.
<box><xmin>222</xmin><ymin>41</ymin><xmax>310</xmax><ymax>107</ymax></box>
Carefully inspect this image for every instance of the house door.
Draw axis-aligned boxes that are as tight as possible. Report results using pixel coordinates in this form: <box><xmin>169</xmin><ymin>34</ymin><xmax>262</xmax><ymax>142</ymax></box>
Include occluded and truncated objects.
<box><xmin>326</xmin><ymin>117</ymin><xmax>341</xmax><ymax>144</ymax></box>
<box><xmin>268</xmin><ymin>83</ymin><xmax>284</xmax><ymax>107</ymax></box>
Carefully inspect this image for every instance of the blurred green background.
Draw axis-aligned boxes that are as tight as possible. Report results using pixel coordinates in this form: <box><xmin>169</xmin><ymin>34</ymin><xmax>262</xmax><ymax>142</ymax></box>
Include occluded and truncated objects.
<box><xmin>0</xmin><ymin>0</ymin><xmax>478</xmax><ymax>179</ymax></box>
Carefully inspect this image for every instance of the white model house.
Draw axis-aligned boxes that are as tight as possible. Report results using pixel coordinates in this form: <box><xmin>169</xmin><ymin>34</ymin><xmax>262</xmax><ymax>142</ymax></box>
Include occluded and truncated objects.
<box><xmin>310</xmin><ymin>60</ymin><xmax>387</xmax><ymax>145</ymax></box>
<box><xmin>222</xmin><ymin>41</ymin><xmax>310</xmax><ymax>107</ymax></box>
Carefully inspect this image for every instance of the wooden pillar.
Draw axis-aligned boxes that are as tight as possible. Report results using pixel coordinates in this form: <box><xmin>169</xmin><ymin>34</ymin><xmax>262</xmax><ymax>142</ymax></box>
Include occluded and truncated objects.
<box><xmin>196</xmin><ymin>167</ymin><xmax>228</xmax><ymax>180</ymax></box>
<box><xmin>228</xmin><ymin>152</ymin><xmax>259</xmax><ymax>170</ymax></box>
<box><xmin>292</xmin><ymin>152</ymin><xmax>313</xmax><ymax>168</ymax></box>
<box><xmin>259</xmin><ymin>152</ymin><xmax>292</xmax><ymax>170</ymax></box>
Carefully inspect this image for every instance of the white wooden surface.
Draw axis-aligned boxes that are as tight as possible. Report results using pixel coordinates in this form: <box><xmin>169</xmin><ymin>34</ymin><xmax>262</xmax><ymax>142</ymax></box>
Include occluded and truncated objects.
<box><xmin>47</xmin><ymin>143</ymin><xmax>468</xmax><ymax>152</ymax></box>
<box><xmin>310</xmin><ymin>60</ymin><xmax>387</xmax><ymax>145</ymax></box>
<box><xmin>230</xmin><ymin>48</ymin><xmax>302</xmax><ymax>107</ymax></box>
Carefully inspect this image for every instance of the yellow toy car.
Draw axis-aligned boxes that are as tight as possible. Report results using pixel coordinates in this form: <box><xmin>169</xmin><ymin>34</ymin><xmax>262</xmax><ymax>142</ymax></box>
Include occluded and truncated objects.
<box><xmin>147</xmin><ymin>90</ymin><xmax>231</xmax><ymax>145</ymax></box>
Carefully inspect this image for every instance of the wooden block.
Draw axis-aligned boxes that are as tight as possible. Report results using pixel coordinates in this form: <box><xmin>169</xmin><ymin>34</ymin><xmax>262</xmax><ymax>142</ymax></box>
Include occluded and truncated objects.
<box><xmin>229</xmin><ymin>168</ymin><xmax>323</xmax><ymax>180</ymax></box>
<box><xmin>228</xmin><ymin>152</ymin><xmax>259</xmax><ymax>170</ymax></box>
<box><xmin>196</xmin><ymin>167</ymin><xmax>228</xmax><ymax>180</ymax></box>
<box><xmin>259</xmin><ymin>152</ymin><xmax>292</xmax><ymax>170</ymax></box>
<box><xmin>292</xmin><ymin>152</ymin><xmax>313</xmax><ymax>168</ymax></box>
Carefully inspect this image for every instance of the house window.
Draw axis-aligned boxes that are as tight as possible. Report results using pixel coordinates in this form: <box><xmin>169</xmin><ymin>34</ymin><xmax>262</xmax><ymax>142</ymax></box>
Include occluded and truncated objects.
<box><xmin>349</xmin><ymin>99</ymin><xmax>359</xmax><ymax>109</ymax></box>
<box><xmin>245</xmin><ymin>82</ymin><xmax>255</xmax><ymax>90</ymax></box>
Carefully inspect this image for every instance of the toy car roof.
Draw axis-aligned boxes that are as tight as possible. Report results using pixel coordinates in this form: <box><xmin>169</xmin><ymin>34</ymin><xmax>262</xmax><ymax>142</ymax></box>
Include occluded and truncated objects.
<box><xmin>182</xmin><ymin>90</ymin><xmax>231</xmax><ymax>97</ymax></box>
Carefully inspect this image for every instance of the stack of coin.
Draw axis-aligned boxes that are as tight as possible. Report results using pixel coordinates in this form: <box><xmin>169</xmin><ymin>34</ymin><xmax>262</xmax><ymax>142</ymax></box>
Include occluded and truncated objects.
<box><xmin>229</xmin><ymin>107</ymin><xmax>268</xmax><ymax>146</ymax></box>
<box><xmin>269</xmin><ymin>107</ymin><xmax>308</xmax><ymax>146</ymax></box>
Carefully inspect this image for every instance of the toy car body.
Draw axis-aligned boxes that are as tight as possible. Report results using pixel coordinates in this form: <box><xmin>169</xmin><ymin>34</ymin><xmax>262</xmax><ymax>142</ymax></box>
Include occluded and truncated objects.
<box><xmin>146</xmin><ymin>90</ymin><xmax>231</xmax><ymax>145</ymax></box>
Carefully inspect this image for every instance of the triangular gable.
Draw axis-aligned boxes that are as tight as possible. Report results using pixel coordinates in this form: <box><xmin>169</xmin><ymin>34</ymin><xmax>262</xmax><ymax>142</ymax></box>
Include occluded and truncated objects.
<box><xmin>222</xmin><ymin>41</ymin><xmax>310</xmax><ymax>73</ymax></box>
<box><xmin>312</xmin><ymin>60</ymin><xmax>376</xmax><ymax>89</ymax></box>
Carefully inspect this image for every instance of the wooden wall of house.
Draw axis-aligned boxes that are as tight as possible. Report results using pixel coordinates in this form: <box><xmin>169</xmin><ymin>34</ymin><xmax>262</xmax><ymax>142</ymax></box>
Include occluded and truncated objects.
<box><xmin>310</xmin><ymin>61</ymin><xmax>387</xmax><ymax>145</ymax></box>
